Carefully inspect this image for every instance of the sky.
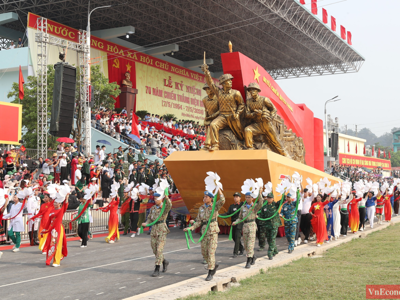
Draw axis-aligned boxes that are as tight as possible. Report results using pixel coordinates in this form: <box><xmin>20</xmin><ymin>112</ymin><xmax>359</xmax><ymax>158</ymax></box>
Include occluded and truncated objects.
<box><xmin>278</xmin><ymin>0</ymin><xmax>399</xmax><ymax>136</ymax></box>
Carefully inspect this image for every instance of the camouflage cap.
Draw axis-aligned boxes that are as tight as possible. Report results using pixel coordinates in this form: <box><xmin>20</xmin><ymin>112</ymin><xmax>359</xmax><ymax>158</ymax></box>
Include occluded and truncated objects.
<box><xmin>218</xmin><ymin>73</ymin><xmax>234</xmax><ymax>84</ymax></box>
<box><xmin>247</xmin><ymin>82</ymin><xmax>261</xmax><ymax>92</ymax></box>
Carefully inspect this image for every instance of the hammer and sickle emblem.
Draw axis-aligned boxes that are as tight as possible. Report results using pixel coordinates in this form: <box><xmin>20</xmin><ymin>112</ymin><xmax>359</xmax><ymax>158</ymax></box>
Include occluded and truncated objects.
<box><xmin>113</xmin><ymin>58</ymin><xmax>120</xmax><ymax>68</ymax></box>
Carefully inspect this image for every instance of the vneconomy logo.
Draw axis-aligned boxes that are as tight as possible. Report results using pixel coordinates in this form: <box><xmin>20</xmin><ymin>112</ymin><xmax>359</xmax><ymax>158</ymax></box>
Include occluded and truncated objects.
<box><xmin>367</xmin><ymin>286</ymin><xmax>400</xmax><ymax>299</ymax></box>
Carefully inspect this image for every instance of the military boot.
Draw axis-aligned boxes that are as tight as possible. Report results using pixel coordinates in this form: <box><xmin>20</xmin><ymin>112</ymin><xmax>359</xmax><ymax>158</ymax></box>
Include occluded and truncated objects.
<box><xmin>251</xmin><ymin>255</ymin><xmax>257</xmax><ymax>265</ymax></box>
<box><xmin>33</xmin><ymin>231</ymin><xmax>40</xmax><ymax>245</ymax></box>
<box><xmin>151</xmin><ymin>265</ymin><xmax>160</xmax><ymax>277</ymax></box>
<box><xmin>205</xmin><ymin>270</ymin><xmax>213</xmax><ymax>281</ymax></box>
<box><xmin>162</xmin><ymin>259</ymin><xmax>169</xmax><ymax>272</ymax></box>
<box><xmin>210</xmin><ymin>264</ymin><xmax>219</xmax><ymax>276</ymax></box>
<box><xmin>245</xmin><ymin>257</ymin><xmax>252</xmax><ymax>269</ymax></box>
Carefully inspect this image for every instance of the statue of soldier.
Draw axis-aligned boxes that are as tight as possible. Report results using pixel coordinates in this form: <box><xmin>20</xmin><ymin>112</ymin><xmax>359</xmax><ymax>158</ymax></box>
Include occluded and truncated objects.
<box><xmin>201</xmin><ymin>64</ymin><xmax>245</xmax><ymax>151</ymax></box>
<box><xmin>244</xmin><ymin>82</ymin><xmax>287</xmax><ymax>156</ymax></box>
<box><xmin>201</xmin><ymin>83</ymin><xmax>219</xmax><ymax>151</ymax></box>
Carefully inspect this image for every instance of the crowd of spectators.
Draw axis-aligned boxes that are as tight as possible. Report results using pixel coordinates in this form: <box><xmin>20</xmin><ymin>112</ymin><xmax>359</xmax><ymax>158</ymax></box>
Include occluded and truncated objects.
<box><xmin>91</xmin><ymin>108</ymin><xmax>207</xmax><ymax>158</ymax></box>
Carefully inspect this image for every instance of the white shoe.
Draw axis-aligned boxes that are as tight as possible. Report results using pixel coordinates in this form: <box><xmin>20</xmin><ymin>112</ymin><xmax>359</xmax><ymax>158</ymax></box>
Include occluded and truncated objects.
<box><xmin>80</xmin><ymin>245</ymin><xmax>87</xmax><ymax>248</ymax></box>
<box><xmin>52</xmin><ymin>264</ymin><xmax>60</xmax><ymax>267</ymax></box>
<box><xmin>360</xmin><ymin>228</ymin><xmax>364</xmax><ymax>231</ymax></box>
<box><xmin>79</xmin><ymin>239</ymin><xmax>82</xmax><ymax>242</ymax></box>
<box><xmin>343</xmin><ymin>235</ymin><xmax>347</xmax><ymax>237</ymax></box>
<box><xmin>326</xmin><ymin>241</ymin><xmax>330</xmax><ymax>243</ymax></box>
<box><xmin>12</xmin><ymin>248</ymin><xmax>20</xmax><ymax>252</ymax></box>
<box><xmin>12</xmin><ymin>245</ymin><xmax>16</xmax><ymax>250</ymax></box>
<box><xmin>317</xmin><ymin>244</ymin><xmax>321</xmax><ymax>247</ymax></box>
<box><xmin>335</xmin><ymin>236</ymin><xmax>338</xmax><ymax>240</ymax></box>
<box><xmin>298</xmin><ymin>237</ymin><xmax>302</xmax><ymax>245</ymax></box>
<box><xmin>109</xmin><ymin>240</ymin><xmax>115</xmax><ymax>244</ymax></box>
<box><xmin>294</xmin><ymin>241</ymin><xmax>298</xmax><ymax>247</ymax></box>
<box><xmin>304</xmin><ymin>240</ymin><xmax>308</xmax><ymax>244</ymax></box>
<box><xmin>42</xmin><ymin>252</ymin><xmax>47</xmax><ymax>255</ymax></box>
<box><xmin>130</xmin><ymin>233</ymin><xmax>136</xmax><ymax>238</ymax></box>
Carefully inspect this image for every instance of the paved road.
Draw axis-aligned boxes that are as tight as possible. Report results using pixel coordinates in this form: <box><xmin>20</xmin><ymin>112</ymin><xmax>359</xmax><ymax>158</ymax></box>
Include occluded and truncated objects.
<box><xmin>0</xmin><ymin>227</ymin><xmax>292</xmax><ymax>300</ymax></box>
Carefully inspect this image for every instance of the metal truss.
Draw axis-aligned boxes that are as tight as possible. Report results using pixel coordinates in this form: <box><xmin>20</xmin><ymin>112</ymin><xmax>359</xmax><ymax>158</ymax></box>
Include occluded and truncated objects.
<box><xmin>34</xmin><ymin>16</ymin><xmax>89</xmax><ymax>156</ymax></box>
<box><xmin>35</xmin><ymin>17</ymin><xmax>48</xmax><ymax>159</ymax></box>
<box><xmin>2</xmin><ymin>0</ymin><xmax>364</xmax><ymax>79</ymax></box>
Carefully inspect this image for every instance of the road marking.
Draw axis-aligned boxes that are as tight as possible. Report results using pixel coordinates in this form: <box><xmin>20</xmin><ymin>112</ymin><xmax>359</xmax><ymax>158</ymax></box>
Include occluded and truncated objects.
<box><xmin>63</xmin><ymin>296</ymin><xmax>70</xmax><ymax>299</ymax></box>
<box><xmin>0</xmin><ymin>243</ymin><xmax>211</xmax><ymax>288</ymax></box>
<box><xmin>175</xmin><ymin>272</ymin><xmax>180</xmax><ymax>274</ymax></box>
<box><xmin>190</xmin><ymin>268</ymin><xmax>195</xmax><ymax>270</ymax></box>
<box><xmin>119</xmin><ymin>286</ymin><xmax>126</xmax><ymax>289</ymax></box>
<box><xmin>217</xmin><ymin>261</ymin><xmax>221</xmax><ymax>262</ymax></box>
<box><xmin>139</xmin><ymin>281</ymin><xmax>146</xmax><ymax>284</ymax></box>
<box><xmin>229</xmin><ymin>258</ymin><xmax>233</xmax><ymax>259</ymax></box>
<box><xmin>158</xmin><ymin>276</ymin><xmax>164</xmax><ymax>279</ymax></box>
<box><xmin>96</xmin><ymin>292</ymin><xmax>104</xmax><ymax>295</ymax></box>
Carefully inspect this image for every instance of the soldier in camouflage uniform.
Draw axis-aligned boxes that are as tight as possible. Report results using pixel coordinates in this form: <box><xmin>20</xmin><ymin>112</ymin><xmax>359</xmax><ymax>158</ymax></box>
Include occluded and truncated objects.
<box><xmin>259</xmin><ymin>193</ymin><xmax>280</xmax><ymax>259</ymax></box>
<box><xmin>233</xmin><ymin>190</ymin><xmax>264</xmax><ymax>268</ymax></box>
<box><xmin>185</xmin><ymin>189</ymin><xmax>225</xmax><ymax>281</ymax></box>
<box><xmin>142</xmin><ymin>192</ymin><xmax>172</xmax><ymax>277</ymax></box>
<box><xmin>280</xmin><ymin>193</ymin><xmax>298</xmax><ymax>253</ymax></box>
<box><xmin>121</xmin><ymin>191</ymin><xmax>131</xmax><ymax>235</ymax></box>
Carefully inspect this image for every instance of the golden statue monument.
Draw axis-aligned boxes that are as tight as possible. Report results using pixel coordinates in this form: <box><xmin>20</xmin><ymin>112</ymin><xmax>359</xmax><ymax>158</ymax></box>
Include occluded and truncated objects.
<box><xmin>122</xmin><ymin>71</ymin><xmax>133</xmax><ymax>88</ymax></box>
<box><xmin>201</xmin><ymin>83</ymin><xmax>219</xmax><ymax>150</ymax></box>
<box><xmin>200</xmin><ymin>62</ymin><xmax>305</xmax><ymax>163</ymax></box>
<box><xmin>201</xmin><ymin>63</ymin><xmax>245</xmax><ymax>151</ymax></box>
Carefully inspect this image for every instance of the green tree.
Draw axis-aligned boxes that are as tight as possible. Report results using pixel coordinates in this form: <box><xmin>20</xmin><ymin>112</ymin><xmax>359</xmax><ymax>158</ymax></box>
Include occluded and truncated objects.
<box><xmin>391</xmin><ymin>151</ymin><xmax>400</xmax><ymax>167</ymax></box>
<box><xmin>89</xmin><ymin>65</ymin><xmax>120</xmax><ymax>110</ymax></box>
<box><xmin>8</xmin><ymin>65</ymin><xmax>58</xmax><ymax>149</ymax></box>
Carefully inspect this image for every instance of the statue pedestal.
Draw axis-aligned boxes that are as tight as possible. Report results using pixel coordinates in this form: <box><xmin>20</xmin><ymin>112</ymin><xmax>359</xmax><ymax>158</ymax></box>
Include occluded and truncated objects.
<box><xmin>120</xmin><ymin>86</ymin><xmax>138</xmax><ymax>112</ymax></box>
<box><xmin>164</xmin><ymin>150</ymin><xmax>340</xmax><ymax>211</ymax></box>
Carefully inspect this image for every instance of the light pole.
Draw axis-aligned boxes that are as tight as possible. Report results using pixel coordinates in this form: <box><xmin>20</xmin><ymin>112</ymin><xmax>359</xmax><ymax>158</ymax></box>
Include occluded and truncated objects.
<box><xmin>84</xmin><ymin>1</ymin><xmax>112</xmax><ymax>155</ymax></box>
<box><xmin>324</xmin><ymin>96</ymin><xmax>340</xmax><ymax>158</ymax></box>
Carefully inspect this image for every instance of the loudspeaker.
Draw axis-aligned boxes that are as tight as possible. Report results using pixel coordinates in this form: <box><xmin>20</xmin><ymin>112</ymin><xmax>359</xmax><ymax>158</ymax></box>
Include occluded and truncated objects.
<box><xmin>331</xmin><ymin>133</ymin><xmax>339</xmax><ymax>158</ymax></box>
<box><xmin>50</xmin><ymin>62</ymin><xmax>76</xmax><ymax>137</ymax></box>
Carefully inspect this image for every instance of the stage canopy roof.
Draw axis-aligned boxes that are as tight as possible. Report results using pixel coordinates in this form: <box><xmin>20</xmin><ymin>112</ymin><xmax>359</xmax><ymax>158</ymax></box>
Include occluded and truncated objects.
<box><xmin>0</xmin><ymin>0</ymin><xmax>364</xmax><ymax>79</ymax></box>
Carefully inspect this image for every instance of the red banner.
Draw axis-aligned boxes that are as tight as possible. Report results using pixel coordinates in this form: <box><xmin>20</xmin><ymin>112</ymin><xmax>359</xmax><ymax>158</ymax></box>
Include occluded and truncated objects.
<box><xmin>339</xmin><ymin>154</ymin><xmax>391</xmax><ymax>170</ymax></box>
<box><xmin>0</xmin><ymin>102</ymin><xmax>22</xmax><ymax>144</ymax></box>
<box><xmin>27</xmin><ymin>13</ymin><xmax>211</xmax><ymax>84</ymax></box>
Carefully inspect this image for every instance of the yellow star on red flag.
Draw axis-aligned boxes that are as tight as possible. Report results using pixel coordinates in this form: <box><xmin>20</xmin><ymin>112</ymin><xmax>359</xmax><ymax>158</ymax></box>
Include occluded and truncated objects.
<box><xmin>253</xmin><ymin>66</ymin><xmax>260</xmax><ymax>83</ymax></box>
<box><xmin>126</xmin><ymin>63</ymin><xmax>132</xmax><ymax>72</ymax></box>
<box><xmin>315</xmin><ymin>204</ymin><xmax>321</xmax><ymax>210</ymax></box>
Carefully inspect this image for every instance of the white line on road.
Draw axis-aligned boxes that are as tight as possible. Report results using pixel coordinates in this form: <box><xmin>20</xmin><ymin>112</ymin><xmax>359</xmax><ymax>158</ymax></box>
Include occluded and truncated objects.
<box><xmin>119</xmin><ymin>286</ymin><xmax>126</xmax><ymax>289</ymax></box>
<box><xmin>96</xmin><ymin>292</ymin><xmax>104</xmax><ymax>295</ymax></box>
<box><xmin>139</xmin><ymin>281</ymin><xmax>146</xmax><ymax>284</ymax></box>
<box><xmin>175</xmin><ymin>272</ymin><xmax>180</xmax><ymax>274</ymax></box>
<box><xmin>0</xmin><ymin>243</ymin><xmax>212</xmax><ymax>289</ymax></box>
<box><xmin>190</xmin><ymin>268</ymin><xmax>195</xmax><ymax>270</ymax></box>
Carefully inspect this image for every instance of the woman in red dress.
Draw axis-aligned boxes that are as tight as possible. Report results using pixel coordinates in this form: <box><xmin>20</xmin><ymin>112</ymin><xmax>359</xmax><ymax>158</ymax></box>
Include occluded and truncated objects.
<box><xmin>100</xmin><ymin>196</ymin><xmax>120</xmax><ymax>243</ymax></box>
<box><xmin>348</xmin><ymin>193</ymin><xmax>362</xmax><ymax>233</ymax></box>
<box><xmin>309</xmin><ymin>194</ymin><xmax>330</xmax><ymax>247</ymax></box>
<box><xmin>383</xmin><ymin>190</ymin><xmax>393</xmax><ymax>222</ymax></box>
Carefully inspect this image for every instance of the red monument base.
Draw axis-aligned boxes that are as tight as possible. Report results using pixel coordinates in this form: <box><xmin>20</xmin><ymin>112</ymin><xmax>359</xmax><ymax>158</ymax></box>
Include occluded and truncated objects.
<box><xmin>120</xmin><ymin>86</ymin><xmax>138</xmax><ymax>113</ymax></box>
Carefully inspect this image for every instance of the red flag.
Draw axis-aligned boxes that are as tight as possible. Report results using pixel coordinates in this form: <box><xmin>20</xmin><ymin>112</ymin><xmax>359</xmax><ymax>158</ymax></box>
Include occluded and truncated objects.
<box><xmin>322</xmin><ymin>8</ymin><xmax>328</xmax><ymax>24</ymax></box>
<box><xmin>347</xmin><ymin>31</ymin><xmax>352</xmax><ymax>45</ymax></box>
<box><xmin>347</xmin><ymin>141</ymin><xmax>350</xmax><ymax>153</ymax></box>
<box><xmin>331</xmin><ymin>16</ymin><xmax>336</xmax><ymax>31</ymax></box>
<box><xmin>384</xmin><ymin>151</ymin><xmax>386</xmax><ymax>158</ymax></box>
<box><xmin>378</xmin><ymin>148</ymin><xmax>381</xmax><ymax>157</ymax></box>
<box><xmin>355</xmin><ymin>144</ymin><xmax>358</xmax><ymax>154</ymax></box>
<box><xmin>18</xmin><ymin>66</ymin><xmax>24</xmax><ymax>100</ymax></box>
<box><xmin>300</xmin><ymin>0</ymin><xmax>305</xmax><ymax>4</ymax></box>
<box><xmin>131</xmin><ymin>112</ymin><xmax>140</xmax><ymax>138</ymax></box>
<box><xmin>372</xmin><ymin>147</ymin><xmax>374</xmax><ymax>156</ymax></box>
<box><xmin>20</xmin><ymin>145</ymin><xmax>26</xmax><ymax>152</ymax></box>
<box><xmin>340</xmin><ymin>25</ymin><xmax>346</xmax><ymax>39</ymax></box>
<box><xmin>311</xmin><ymin>0</ymin><xmax>317</xmax><ymax>15</ymax></box>
<box><xmin>389</xmin><ymin>152</ymin><xmax>391</xmax><ymax>159</ymax></box>
<box><xmin>363</xmin><ymin>145</ymin><xmax>365</xmax><ymax>155</ymax></box>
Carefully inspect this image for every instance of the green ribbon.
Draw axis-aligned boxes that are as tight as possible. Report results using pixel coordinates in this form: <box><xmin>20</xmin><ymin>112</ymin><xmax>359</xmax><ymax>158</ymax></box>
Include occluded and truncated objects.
<box><xmin>218</xmin><ymin>202</ymin><xmax>245</xmax><ymax>219</ymax></box>
<box><xmin>256</xmin><ymin>195</ymin><xmax>285</xmax><ymax>221</ymax></box>
<box><xmin>139</xmin><ymin>188</ymin><xmax>169</xmax><ymax>234</ymax></box>
<box><xmin>280</xmin><ymin>190</ymin><xmax>301</xmax><ymax>222</ymax></box>
<box><xmin>232</xmin><ymin>194</ymin><xmax>260</xmax><ymax>226</ymax></box>
<box><xmin>185</xmin><ymin>193</ymin><xmax>218</xmax><ymax>250</ymax></box>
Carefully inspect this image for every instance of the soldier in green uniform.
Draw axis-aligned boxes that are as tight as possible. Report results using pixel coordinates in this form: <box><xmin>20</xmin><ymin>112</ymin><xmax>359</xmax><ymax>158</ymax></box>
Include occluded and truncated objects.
<box><xmin>224</xmin><ymin>192</ymin><xmax>244</xmax><ymax>257</ymax></box>
<box><xmin>115</xmin><ymin>168</ymin><xmax>125</xmax><ymax>201</ymax></box>
<box><xmin>258</xmin><ymin>193</ymin><xmax>280</xmax><ymax>259</ymax></box>
<box><xmin>184</xmin><ymin>189</ymin><xmax>225</xmax><ymax>281</ymax></box>
<box><xmin>127</xmin><ymin>148</ymin><xmax>135</xmax><ymax>164</ymax></box>
<box><xmin>121</xmin><ymin>190</ymin><xmax>131</xmax><ymax>235</ymax></box>
<box><xmin>146</xmin><ymin>163</ymin><xmax>156</xmax><ymax>187</ymax></box>
<box><xmin>233</xmin><ymin>190</ymin><xmax>264</xmax><ymax>268</ymax></box>
<box><xmin>142</xmin><ymin>192</ymin><xmax>172</xmax><ymax>277</ymax></box>
<box><xmin>154</xmin><ymin>160</ymin><xmax>160</xmax><ymax>174</ymax></box>
<box><xmin>137</xmin><ymin>148</ymin><xmax>145</xmax><ymax>163</ymax></box>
